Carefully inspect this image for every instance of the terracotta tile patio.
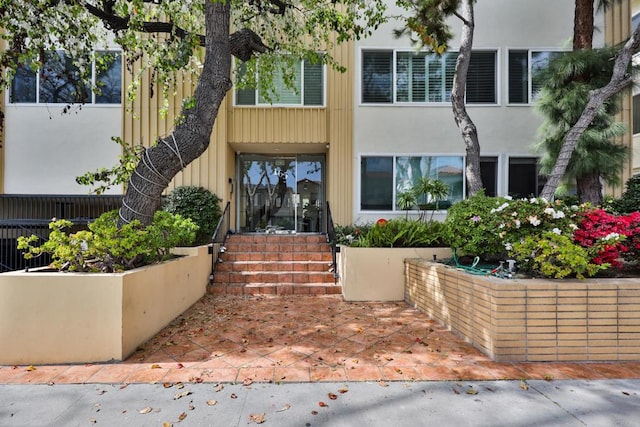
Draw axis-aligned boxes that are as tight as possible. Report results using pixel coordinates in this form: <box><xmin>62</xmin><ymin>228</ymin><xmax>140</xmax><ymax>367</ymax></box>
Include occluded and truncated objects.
<box><xmin>1</xmin><ymin>294</ymin><xmax>639</xmax><ymax>385</ymax></box>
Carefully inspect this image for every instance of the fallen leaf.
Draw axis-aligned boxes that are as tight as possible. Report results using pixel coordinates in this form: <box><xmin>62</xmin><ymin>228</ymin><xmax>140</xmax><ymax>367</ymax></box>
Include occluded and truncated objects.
<box><xmin>622</xmin><ymin>391</ymin><xmax>630</xmax><ymax>396</ymax></box>
<box><xmin>119</xmin><ymin>384</ymin><xmax>129</xmax><ymax>389</ymax></box>
<box><xmin>178</xmin><ymin>412</ymin><xmax>187</xmax><ymax>421</ymax></box>
<box><xmin>163</xmin><ymin>382</ymin><xmax>173</xmax><ymax>388</ymax></box>
<box><xmin>151</xmin><ymin>364</ymin><xmax>162</xmax><ymax>369</ymax></box>
<box><xmin>230</xmin><ymin>393</ymin><xmax>238</xmax><ymax>399</ymax></box>
<box><xmin>176</xmin><ymin>363</ymin><xmax>184</xmax><ymax>369</ymax></box>
<box><xmin>276</xmin><ymin>403</ymin><xmax>291</xmax><ymax>412</ymax></box>
<box><xmin>243</xmin><ymin>378</ymin><xmax>254</xmax><ymax>386</ymax></box>
<box><xmin>214</xmin><ymin>384</ymin><xmax>224</xmax><ymax>392</ymax></box>
<box><xmin>96</xmin><ymin>389</ymin><xmax>107</xmax><ymax>395</ymax></box>
<box><xmin>163</xmin><ymin>423</ymin><xmax>173</xmax><ymax>427</ymax></box>
<box><xmin>318</xmin><ymin>401</ymin><xmax>328</xmax><ymax>407</ymax></box>
<box><xmin>466</xmin><ymin>388</ymin><xmax>478</xmax><ymax>395</ymax></box>
<box><xmin>248</xmin><ymin>413</ymin><xmax>266</xmax><ymax>424</ymax></box>
<box><xmin>173</xmin><ymin>391</ymin><xmax>192</xmax><ymax>400</ymax></box>
<box><xmin>452</xmin><ymin>388</ymin><xmax>460</xmax><ymax>394</ymax></box>
<box><xmin>206</xmin><ymin>399</ymin><xmax>218</xmax><ymax>406</ymax></box>
<box><xmin>26</xmin><ymin>366</ymin><xmax>36</xmax><ymax>372</ymax></box>
<box><xmin>188</xmin><ymin>401</ymin><xmax>195</xmax><ymax>411</ymax></box>
<box><xmin>395</xmin><ymin>368</ymin><xmax>403</xmax><ymax>375</ymax></box>
<box><xmin>520</xmin><ymin>381</ymin><xmax>529</xmax><ymax>391</ymax></box>
<box><xmin>544</xmin><ymin>375</ymin><xmax>554</xmax><ymax>381</ymax></box>
<box><xmin>378</xmin><ymin>380</ymin><xmax>388</xmax><ymax>387</ymax></box>
<box><xmin>89</xmin><ymin>418</ymin><xmax>97</xmax><ymax>424</ymax></box>
<box><xmin>311</xmin><ymin>411</ymin><xmax>318</xmax><ymax>415</ymax></box>
<box><xmin>139</xmin><ymin>406</ymin><xmax>153</xmax><ymax>414</ymax></box>
<box><xmin>338</xmin><ymin>387</ymin><xmax>349</xmax><ymax>394</ymax></box>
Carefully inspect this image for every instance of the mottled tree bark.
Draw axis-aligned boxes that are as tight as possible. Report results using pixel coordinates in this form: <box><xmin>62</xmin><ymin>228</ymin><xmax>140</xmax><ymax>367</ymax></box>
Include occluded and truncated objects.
<box><xmin>451</xmin><ymin>0</ymin><xmax>482</xmax><ymax>196</ymax></box>
<box><xmin>118</xmin><ymin>1</ymin><xmax>233</xmax><ymax>225</ymax></box>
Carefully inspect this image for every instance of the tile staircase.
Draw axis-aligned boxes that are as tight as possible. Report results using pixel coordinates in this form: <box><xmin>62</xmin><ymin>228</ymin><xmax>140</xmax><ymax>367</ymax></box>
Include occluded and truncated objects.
<box><xmin>209</xmin><ymin>233</ymin><xmax>340</xmax><ymax>296</ymax></box>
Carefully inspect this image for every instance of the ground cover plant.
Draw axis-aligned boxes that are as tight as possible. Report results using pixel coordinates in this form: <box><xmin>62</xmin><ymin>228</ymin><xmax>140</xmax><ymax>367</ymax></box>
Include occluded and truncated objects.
<box><xmin>335</xmin><ymin>218</ymin><xmax>447</xmax><ymax>248</ymax></box>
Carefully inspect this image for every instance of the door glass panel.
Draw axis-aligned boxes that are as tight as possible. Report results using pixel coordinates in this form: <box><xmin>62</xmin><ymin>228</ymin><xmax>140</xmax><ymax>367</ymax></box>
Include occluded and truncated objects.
<box><xmin>238</xmin><ymin>154</ymin><xmax>325</xmax><ymax>233</ymax></box>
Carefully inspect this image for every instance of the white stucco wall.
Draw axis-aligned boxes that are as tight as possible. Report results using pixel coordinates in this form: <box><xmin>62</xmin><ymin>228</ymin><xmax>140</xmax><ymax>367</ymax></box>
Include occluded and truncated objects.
<box><xmin>3</xmin><ymin>105</ymin><xmax>122</xmax><ymax>194</ymax></box>
<box><xmin>353</xmin><ymin>0</ymin><xmax>604</xmax><ymax>223</ymax></box>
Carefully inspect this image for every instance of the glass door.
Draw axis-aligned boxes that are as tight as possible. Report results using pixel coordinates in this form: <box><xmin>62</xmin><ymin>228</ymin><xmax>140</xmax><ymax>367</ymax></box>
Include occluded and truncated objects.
<box><xmin>238</xmin><ymin>154</ymin><xmax>324</xmax><ymax>233</ymax></box>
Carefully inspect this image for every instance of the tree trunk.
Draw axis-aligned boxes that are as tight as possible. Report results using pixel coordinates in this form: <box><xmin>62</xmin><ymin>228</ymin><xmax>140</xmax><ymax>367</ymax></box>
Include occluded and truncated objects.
<box><xmin>576</xmin><ymin>172</ymin><xmax>603</xmax><ymax>205</ymax></box>
<box><xmin>540</xmin><ymin>23</ymin><xmax>640</xmax><ymax>200</ymax></box>
<box><xmin>451</xmin><ymin>0</ymin><xmax>482</xmax><ymax>196</ymax></box>
<box><xmin>118</xmin><ymin>1</ymin><xmax>233</xmax><ymax>226</ymax></box>
<box><xmin>573</xmin><ymin>0</ymin><xmax>594</xmax><ymax>50</ymax></box>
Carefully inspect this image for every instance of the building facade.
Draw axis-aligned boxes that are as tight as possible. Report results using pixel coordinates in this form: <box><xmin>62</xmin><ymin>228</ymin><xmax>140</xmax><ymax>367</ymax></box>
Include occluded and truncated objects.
<box><xmin>0</xmin><ymin>0</ymin><xmax>636</xmax><ymax>232</ymax></box>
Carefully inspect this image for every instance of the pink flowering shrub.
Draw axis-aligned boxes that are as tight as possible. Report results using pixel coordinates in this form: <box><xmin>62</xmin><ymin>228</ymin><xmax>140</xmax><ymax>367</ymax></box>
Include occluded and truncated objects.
<box><xmin>574</xmin><ymin>209</ymin><xmax>640</xmax><ymax>268</ymax></box>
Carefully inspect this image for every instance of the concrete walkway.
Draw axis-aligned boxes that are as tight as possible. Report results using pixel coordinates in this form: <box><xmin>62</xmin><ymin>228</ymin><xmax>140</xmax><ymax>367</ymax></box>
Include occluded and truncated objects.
<box><xmin>2</xmin><ymin>379</ymin><xmax>639</xmax><ymax>426</ymax></box>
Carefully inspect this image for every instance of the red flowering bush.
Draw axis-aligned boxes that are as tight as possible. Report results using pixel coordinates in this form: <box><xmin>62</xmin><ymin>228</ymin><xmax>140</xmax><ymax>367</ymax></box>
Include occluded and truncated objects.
<box><xmin>574</xmin><ymin>209</ymin><xmax>640</xmax><ymax>268</ymax></box>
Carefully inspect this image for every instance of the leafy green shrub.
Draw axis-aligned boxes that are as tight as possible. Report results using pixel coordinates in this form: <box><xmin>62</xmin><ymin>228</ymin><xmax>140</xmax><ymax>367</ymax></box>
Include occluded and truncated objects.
<box><xmin>511</xmin><ymin>231</ymin><xmax>606</xmax><ymax>279</ymax></box>
<box><xmin>607</xmin><ymin>175</ymin><xmax>640</xmax><ymax>214</ymax></box>
<box><xmin>163</xmin><ymin>186</ymin><xmax>222</xmax><ymax>245</ymax></box>
<box><xmin>352</xmin><ymin>218</ymin><xmax>447</xmax><ymax>248</ymax></box>
<box><xmin>444</xmin><ymin>193</ymin><xmax>582</xmax><ymax>260</ymax></box>
<box><xmin>17</xmin><ymin>210</ymin><xmax>197</xmax><ymax>272</ymax></box>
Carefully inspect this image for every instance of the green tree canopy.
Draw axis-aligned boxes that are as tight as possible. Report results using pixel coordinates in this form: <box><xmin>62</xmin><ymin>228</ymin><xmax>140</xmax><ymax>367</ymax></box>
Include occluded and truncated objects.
<box><xmin>0</xmin><ymin>0</ymin><xmax>387</xmax><ymax>225</ymax></box>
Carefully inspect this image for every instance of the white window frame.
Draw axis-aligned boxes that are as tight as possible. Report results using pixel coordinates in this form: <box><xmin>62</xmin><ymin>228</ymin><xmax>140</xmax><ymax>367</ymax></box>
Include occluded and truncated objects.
<box><xmin>506</xmin><ymin>48</ymin><xmax>569</xmax><ymax>106</ymax></box>
<box><xmin>233</xmin><ymin>57</ymin><xmax>327</xmax><ymax>108</ymax></box>
<box><xmin>8</xmin><ymin>49</ymin><xmax>123</xmax><ymax>106</ymax></box>
<box><xmin>359</xmin><ymin>47</ymin><xmax>499</xmax><ymax>106</ymax></box>
<box><xmin>358</xmin><ymin>152</ymin><xmax>467</xmax><ymax>214</ymax></box>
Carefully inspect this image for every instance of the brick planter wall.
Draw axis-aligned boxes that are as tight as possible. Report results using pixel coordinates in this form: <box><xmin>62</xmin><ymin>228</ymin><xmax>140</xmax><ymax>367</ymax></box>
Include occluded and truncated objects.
<box><xmin>405</xmin><ymin>259</ymin><xmax>640</xmax><ymax>362</ymax></box>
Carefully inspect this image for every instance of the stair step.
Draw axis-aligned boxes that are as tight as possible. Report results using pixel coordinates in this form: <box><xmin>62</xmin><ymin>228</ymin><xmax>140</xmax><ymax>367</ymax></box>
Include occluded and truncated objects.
<box><xmin>216</xmin><ymin>260</ymin><xmax>332</xmax><ymax>273</ymax></box>
<box><xmin>208</xmin><ymin>282</ymin><xmax>341</xmax><ymax>296</ymax></box>
<box><xmin>211</xmin><ymin>234</ymin><xmax>339</xmax><ymax>296</ymax></box>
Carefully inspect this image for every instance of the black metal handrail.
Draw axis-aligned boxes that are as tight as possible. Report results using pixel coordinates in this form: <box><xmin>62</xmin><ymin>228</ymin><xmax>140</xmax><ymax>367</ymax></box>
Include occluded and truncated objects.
<box><xmin>326</xmin><ymin>201</ymin><xmax>338</xmax><ymax>283</ymax></box>
<box><xmin>210</xmin><ymin>201</ymin><xmax>231</xmax><ymax>281</ymax></box>
<box><xmin>0</xmin><ymin>194</ymin><xmax>124</xmax><ymax>272</ymax></box>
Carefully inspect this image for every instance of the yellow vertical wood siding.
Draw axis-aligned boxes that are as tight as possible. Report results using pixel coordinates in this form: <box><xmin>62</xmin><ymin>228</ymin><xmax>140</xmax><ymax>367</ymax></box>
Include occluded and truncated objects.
<box><xmin>605</xmin><ymin>0</ymin><xmax>633</xmax><ymax>196</ymax></box>
<box><xmin>123</xmin><ymin>40</ymin><xmax>355</xmax><ymax>227</ymax></box>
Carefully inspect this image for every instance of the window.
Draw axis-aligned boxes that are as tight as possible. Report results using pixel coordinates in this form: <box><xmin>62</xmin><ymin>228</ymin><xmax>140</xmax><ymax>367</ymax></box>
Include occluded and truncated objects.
<box><xmin>9</xmin><ymin>50</ymin><xmax>122</xmax><ymax>104</ymax></box>
<box><xmin>508</xmin><ymin>50</ymin><xmax>566</xmax><ymax>104</ymax></box>
<box><xmin>361</xmin><ymin>155</ymin><xmax>464</xmax><ymax>211</ymax></box>
<box><xmin>480</xmin><ymin>157</ymin><xmax>498</xmax><ymax>197</ymax></box>
<box><xmin>362</xmin><ymin>50</ymin><xmax>497</xmax><ymax>104</ymax></box>
<box><xmin>508</xmin><ymin>157</ymin><xmax>545</xmax><ymax>198</ymax></box>
<box><xmin>236</xmin><ymin>58</ymin><xmax>324</xmax><ymax>106</ymax></box>
<box><xmin>633</xmin><ymin>94</ymin><xmax>640</xmax><ymax>135</ymax></box>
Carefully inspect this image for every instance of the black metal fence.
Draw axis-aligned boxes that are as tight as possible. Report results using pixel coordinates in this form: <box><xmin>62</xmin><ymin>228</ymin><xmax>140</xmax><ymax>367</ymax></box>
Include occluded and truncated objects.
<box><xmin>0</xmin><ymin>194</ymin><xmax>123</xmax><ymax>272</ymax></box>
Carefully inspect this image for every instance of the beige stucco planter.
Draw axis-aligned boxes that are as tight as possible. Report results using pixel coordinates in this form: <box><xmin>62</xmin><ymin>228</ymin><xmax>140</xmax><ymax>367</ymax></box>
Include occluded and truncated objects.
<box><xmin>405</xmin><ymin>259</ymin><xmax>640</xmax><ymax>362</ymax></box>
<box><xmin>337</xmin><ymin>245</ymin><xmax>451</xmax><ymax>301</ymax></box>
<box><xmin>0</xmin><ymin>245</ymin><xmax>212</xmax><ymax>365</ymax></box>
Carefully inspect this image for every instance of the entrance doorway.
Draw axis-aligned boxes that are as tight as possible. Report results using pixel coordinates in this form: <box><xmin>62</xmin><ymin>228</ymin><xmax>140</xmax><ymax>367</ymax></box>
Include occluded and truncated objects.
<box><xmin>238</xmin><ymin>154</ymin><xmax>325</xmax><ymax>233</ymax></box>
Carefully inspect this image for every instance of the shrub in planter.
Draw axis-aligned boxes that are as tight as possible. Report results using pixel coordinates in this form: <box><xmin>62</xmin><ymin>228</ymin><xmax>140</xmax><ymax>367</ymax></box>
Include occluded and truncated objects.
<box><xmin>607</xmin><ymin>175</ymin><xmax>640</xmax><ymax>214</ymax></box>
<box><xmin>17</xmin><ymin>210</ymin><xmax>197</xmax><ymax>272</ymax></box>
<box><xmin>574</xmin><ymin>209</ymin><xmax>640</xmax><ymax>268</ymax></box>
<box><xmin>444</xmin><ymin>193</ymin><xmax>582</xmax><ymax>261</ymax></box>
<box><xmin>511</xmin><ymin>231</ymin><xmax>606</xmax><ymax>279</ymax></box>
<box><xmin>351</xmin><ymin>218</ymin><xmax>447</xmax><ymax>248</ymax></box>
<box><xmin>164</xmin><ymin>186</ymin><xmax>222</xmax><ymax>245</ymax></box>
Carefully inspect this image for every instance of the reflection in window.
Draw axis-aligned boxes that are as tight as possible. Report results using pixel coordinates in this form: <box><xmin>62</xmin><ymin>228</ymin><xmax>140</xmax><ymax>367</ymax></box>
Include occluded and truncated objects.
<box><xmin>360</xmin><ymin>155</ymin><xmax>464</xmax><ymax>211</ymax></box>
<box><xmin>395</xmin><ymin>156</ymin><xmax>464</xmax><ymax>208</ymax></box>
<box><xmin>9</xmin><ymin>50</ymin><xmax>122</xmax><ymax>104</ymax></box>
<box><xmin>40</xmin><ymin>51</ymin><xmax>89</xmax><ymax>104</ymax></box>
<box><xmin>236</xmin><ymin>57</ymin><xmax>324</xmax><ymax>106</ymax></box>
<box><xmin>508</xmin><ymin>50</ymin><xmax>566</xmax><ymax>104</ymax></box>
